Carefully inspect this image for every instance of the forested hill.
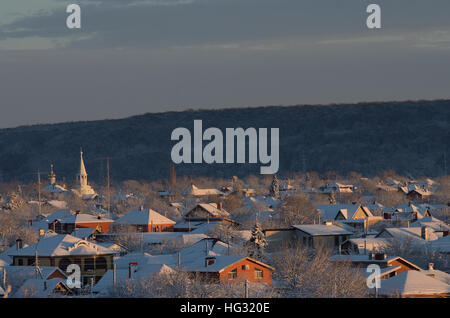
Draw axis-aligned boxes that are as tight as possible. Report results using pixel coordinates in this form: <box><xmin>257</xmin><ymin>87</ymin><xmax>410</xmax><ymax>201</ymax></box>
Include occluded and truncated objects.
<box><xmin>0</xmin><ymin>100</ymin><xmax>448</xmax><ymax>183</ymax></box>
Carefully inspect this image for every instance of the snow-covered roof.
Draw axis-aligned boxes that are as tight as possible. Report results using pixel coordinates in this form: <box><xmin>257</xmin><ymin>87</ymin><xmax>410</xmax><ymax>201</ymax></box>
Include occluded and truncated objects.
<box><xmin>93</xmin><ymin>264</ymin><xmax>174</xmax><ymax>294</ymax></box>
<box><xmin>0</xmin><ymin>243</ymin><xmax>30</xmax><ymax>265</ymax></box>
<box><xmin>115</xmin><ymin>208</ymin><xmax>176</xmax><ymax>225</ymax></box>
<box><xmin>376</xmin><ymin>227</ymin><xmax>440</xmax><ymax>242</ymax></box>
<box><xmin>378</xmin><ymin>270</ymin><xmax>450</xmax><ymax>297</ymax></box>
<box><xmin>181</xmin><ymin>255</ymin><xmax>274</xmax><ymax>273</ymax></box>
<box><xmin>183</xmin><ymin>184</ymin><xmax>224</xmax><ymax>196</ymax></box>
<box><xmin>409</xmin><ymin>217</ymin><xmax>450</xmax><ymax>232</ymax></box>
<box><xmin>420</xmin><ymin>268</ymin><xmax>450</xmax><ymax>284</ymax></box>
<box><xmin>13</xmin><ymin>278</ymin><xmax>70</xmax><ymax>298</ymax></box>
<box><xmin>344</xmin><ymin>237</ymin><xmax>389</xmax><ymax>252</ymax></box>
<box><xmin>0</xmin><ymin>265</ymin><xmax>66</xmax><ymax>281</ymax></box>
<box><xmin>292</xmin><ymin>224</ymin><xmax>353</xmax><ymax>236</ymax></box>
<box><xmin>44</xmin><ymin>184</ymin><xmax>68</xmax><ymax>194</ymax></box>
<box><xmin>59</xmin><ymin>213</ymin><xmax>113</xmax><ymax>224</ymax></box>
<box><xmin>71</xmin><ymin>227</ymin><xmax>98</xmax><ymax>239</ymax></box>
<box><xmin>196</xmin><ymin>203</ymin><xmax>231</xmax><ymax>218</ymax></box>
<box><xmin>47</xmin><ymin>200</ymin><xmax>68</xmax><ymax>209</ymax></box>
<box><xmin>8</xmin><ymin>234</ymin><xmax>115</xmax><ymax>257</ymax></box>
<box><xmin>330</xmin><ymin>255</ymin><xmax>422</xmax><ymax>270</ymax></box>
<box><xmin>430</xmin><ymin>235</ymin><xmax>450</xmax><ymax>254</ymax></box>
<box><xmin>316</xmin><ymin>204</ymin><xmax>373</xmax><ymax>221</ymax></box>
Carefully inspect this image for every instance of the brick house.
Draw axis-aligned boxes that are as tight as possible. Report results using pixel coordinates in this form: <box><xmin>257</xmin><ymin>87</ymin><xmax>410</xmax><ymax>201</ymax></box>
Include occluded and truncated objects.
<box><xmin>49</xmin><ymin>212</ymin><xmax>113</xmax><ymax>234</ymax></box>
<box><xmin>182</xmin><ymin>255</ymin><xmax>274</xmax><ymax>285</ymax></box>
<box><xmin>113</xmin><ymin>207</ymin><xmax>176</xmax><ymax>232</ymax></box>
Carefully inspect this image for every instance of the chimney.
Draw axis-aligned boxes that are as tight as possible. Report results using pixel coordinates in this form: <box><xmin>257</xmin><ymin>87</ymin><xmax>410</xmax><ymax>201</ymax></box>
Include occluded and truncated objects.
<box><xmin>428</xmin><ymin>263</ymin><xmax>434</xmax><ymax>270</ymax></box>
<box><xmin>75</xmin><ymin>210</ymin><xmax>80</xmax><ymax>215</ymax></box>
<box><xmin>128</xmin><ymin>262</ymin><xmax>138</xmax><ymax>279</ymax></box>
<box><xmin>16</xmin><ymin>239</ymin><xmax>23</xmax><ymax>251</ymax></box>
<box><xmin>205</xmin><ymin>256</ymin><xmax>216</xmax><ymax>267</ymax></box>
<box><xmin>421</xmin><ymin>226</ymin><xmax>429</xmax><ymax>240</ymax></box>
<box><xmin>443</xmin><ymin>231</ymin><xmax>449</xmax><ymax>237</ymax></box>
<box><xmin>217</xmin><ymin>203</ymin><xmax>222</xmax><ymax>210</ymax></box>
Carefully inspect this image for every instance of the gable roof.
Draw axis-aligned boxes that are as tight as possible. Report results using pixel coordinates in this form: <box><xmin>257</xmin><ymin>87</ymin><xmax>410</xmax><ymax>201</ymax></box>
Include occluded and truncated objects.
<box><xmin>186</xmin><ymin>203</ymin><xmax>231</xmax><ymax>218</ymax></box>
<box><xmin>115</xmin><ymin>208</ymin><xmax>176</xmax><ymax>225</ymax></box>
<box><xmin>8</xmin><ymin>234</ymin><xmax>114</xmax><ymax>257</ymax></box>
<box><xmin>378</xmin><ymin>270</ymin><xmax>450</xmax><ymax>296</ymax></box>
<box><xmin>293</xmin><ymin>224</ymin><xmax>353</xmax><ymax>236</ymax></box>
<box><xmin>93</xmin><ymin>264</ymin><xmax>174</xmax><ymax>294</ymax></box>
<box><xmin>317</xmin><ymin>204</ymin><xmax>373</xmax><ymax>221</ymax></box>
<box><xmin>58</xmin><ymin>213</ymin><xmax>113</xmax><ymax>224</ymax></box>
<box><xmin>13</xmin><ymin>278</ymin><xmax>71</xmax><ymax>298</ymax></box>
<box><xmin>181</xmin><ymin>255</ymin><xmax>274</xmax><ymax>273</ymax></box>
<box><xmin>183</xmin><ymin>184</ymin><xmax>224</xmax><ymax>196</ymax></box>
<box><xmin>376</xmin><ymin>227</ymin><xmax>440</xmax><ymax>242</ymax></box>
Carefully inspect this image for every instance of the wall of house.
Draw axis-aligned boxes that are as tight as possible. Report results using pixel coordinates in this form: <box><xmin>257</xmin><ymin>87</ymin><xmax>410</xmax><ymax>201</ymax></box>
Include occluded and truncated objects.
<box><xmin>13</xmin><ymin>254</ymin><xmax>114</xmax><ymax>284</ymax></box>
<box><xmin>75</xmin><ymin>222</ymin><xmax>112</xmax><ymax>233</ymax></box>
<box><xmin>218</xmin><ymin>259</ymin><xmax>272</xmax><ymax>285</ymax></box>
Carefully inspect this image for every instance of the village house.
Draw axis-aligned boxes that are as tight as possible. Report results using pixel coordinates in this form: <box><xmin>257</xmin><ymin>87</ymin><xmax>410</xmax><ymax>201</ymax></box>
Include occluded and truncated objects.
<box><xmin>13</xmin><ymin>278</ymin><xmax>73</xmax><ymax>298</ymax></box>
<box><xmin>318</xmin><ymin>182</ymin><xmax>354</xmax><ymax>194</ymax></box>
<box><xmin>375</xmin><ymin>226</ymin><xmax>440</xmax><ymax>245</ymax></box>
<box><xmin>331</xmin><ymin>253</ymin><xmax>422</xmax><ymax>276</ymax></box>
<box><xmin>316</xmin><ymin>204</ymin><xmax>380</xmax><ymax>231</ymax></box>
<box><xmin>377</xmin><ymin>270</ymin><xmax>450</xmax><ymax>298</ymax></box>
<box><xmin>9</xmin><ymin>233</ymin><xmax>116</xmax><ymax>285</ymax></box>
<box><xmin>183</xmin><ymin>203</ymin><xmax>236</xmax><ymax>225</ymax></box>
<box><xmin>182</xmin><ymin>184</ymin><xmax>225</xmax><ymax>198</ymax></box>
<box><xmin>292</xmin><ymin>223</ymin><xmax>353</xmax><ymax>250</ymax></box>
<box><xmin>181</xmin><ymin>255</ymin><xmax>275</xmax><ymax>286</ymax></box>
<box><xmin>49</xmin><ymin>212</ymin><xmax>113</xmax><ymax>234</ymax></box>
<box><xmin>113</xmin><ymin>207</ymin><xmax>176</xmax><ymax>232</ymax></box>
<box><xmin>340</xmin><ymin>237</ymin><xmax>388</xmax><ymax>255</ymax></box>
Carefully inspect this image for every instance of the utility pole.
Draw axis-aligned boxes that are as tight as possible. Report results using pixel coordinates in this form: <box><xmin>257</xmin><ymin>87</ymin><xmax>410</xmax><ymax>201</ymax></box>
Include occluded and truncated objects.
<box><xmin>37</xmin><ymin>170</ymin><xmax>42</xmax><ymax>216</ymax></box>
<box><xmin>106</xmin><ymin>157</ymin><xmax>111</xmax><ymax>219</ymax></box>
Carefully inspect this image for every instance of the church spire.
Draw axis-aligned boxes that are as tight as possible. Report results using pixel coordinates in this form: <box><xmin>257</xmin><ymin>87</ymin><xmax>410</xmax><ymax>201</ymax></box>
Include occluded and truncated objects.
<box><xmin>48</xmin><ymin>164</ymin><xmax>56</xmax><ymax>185</ymax></box>
<box><xmin>80</xmin><ymin>148</ymin><xmax>88</xmax><ymax>187</ymax></box>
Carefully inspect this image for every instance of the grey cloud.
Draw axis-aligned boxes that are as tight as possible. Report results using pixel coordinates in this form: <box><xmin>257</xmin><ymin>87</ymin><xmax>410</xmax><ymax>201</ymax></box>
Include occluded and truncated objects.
<box><xmin>4</xmin><ymin>0</ymin><xmax>450</xmax><ymax>50</ymax></box>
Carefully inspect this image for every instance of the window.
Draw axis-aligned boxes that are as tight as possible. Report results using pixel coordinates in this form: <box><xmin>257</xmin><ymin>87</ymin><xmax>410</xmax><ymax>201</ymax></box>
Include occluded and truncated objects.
<box><xmin>27</xmin><ymin>258</ymin><xmax>35</xmax><ymax>266</ymax></box>
<box><xmin>254</xmin><ymin>268</ymin><xmax>263</xmax><ymax>279</ymax></box>
<box><xmin>18</xmin><ymin>258</ymin><xmax>23</xmax><ymax>266</ymax></box>
<box><xmin>228</xmin><ymin>268</ymin><xmax>237</xmax><ymax>280</ymax></box>
<box><xmin>84</xmin><ymin>258</ymin><xmax>95</xmax><ymax>271</ymax></box>
<box><xmin>96</xmin><ymin>257</ymin><xmax>107</xmax><ymax>270</ymax></box>
<box><xmin>59</xmin><ymin>258</ymin><xmax>71</xmax><ymax>271</ymax></box>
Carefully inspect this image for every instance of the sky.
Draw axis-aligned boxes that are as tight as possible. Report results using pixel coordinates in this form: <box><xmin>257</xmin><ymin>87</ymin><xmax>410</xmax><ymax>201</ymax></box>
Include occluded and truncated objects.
<box><xmin>0</xmin><ymin>0</ymin><xmax>449</xmax><ymax>128</ymax></box>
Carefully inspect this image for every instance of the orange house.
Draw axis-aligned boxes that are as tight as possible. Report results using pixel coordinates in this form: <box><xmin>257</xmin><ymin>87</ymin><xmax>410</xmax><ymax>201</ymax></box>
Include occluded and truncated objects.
<box><xmin>183</xmin><ymin>255</ymin><xmax>275</xmax><ymax>286</ymax></box>
<box><xmin>49</xmin><ymin>213</ymin><xmax>113</xmax><ymax>234</ymax></box>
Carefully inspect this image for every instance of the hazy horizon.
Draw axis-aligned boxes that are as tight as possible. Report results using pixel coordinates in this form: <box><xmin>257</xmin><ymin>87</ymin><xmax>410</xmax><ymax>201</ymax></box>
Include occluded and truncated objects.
<box><xmin>2</xmin><ymin>97</ymin><xmax>448</xmax><ymax>130</ymax></box>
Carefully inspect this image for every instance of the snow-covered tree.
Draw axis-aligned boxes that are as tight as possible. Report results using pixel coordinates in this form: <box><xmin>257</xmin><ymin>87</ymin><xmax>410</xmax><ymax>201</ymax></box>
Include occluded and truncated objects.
<box><xmin>245</xmin><ymin>222</ymin><xmax>267</xmax><ymax>260</ymax></box>
<box><xmin>269</xmin><ymin>174</ymin><xmax>279</xmax><ymax>198</ymax></box>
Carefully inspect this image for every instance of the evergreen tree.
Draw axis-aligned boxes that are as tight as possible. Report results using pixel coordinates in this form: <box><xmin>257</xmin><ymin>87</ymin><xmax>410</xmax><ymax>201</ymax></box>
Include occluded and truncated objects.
<box><xmin>246</xmin><ymin>221</ymin><xmax>267</xmax><ymax>260</ymax></box>
<box><xmin>269</xmin><ymin>174</ymin><xmax>279</xmax><ymax>198</ymax></box>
